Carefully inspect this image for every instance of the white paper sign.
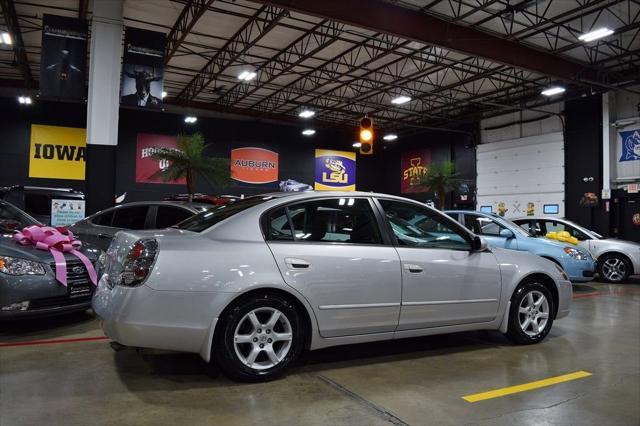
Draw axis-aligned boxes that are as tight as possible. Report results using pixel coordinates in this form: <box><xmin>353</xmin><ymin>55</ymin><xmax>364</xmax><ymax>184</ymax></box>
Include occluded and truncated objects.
<box><xmin>51</xmin><ymin>199</ymin><xmax>85</xmax><ymax>226</ymax></box>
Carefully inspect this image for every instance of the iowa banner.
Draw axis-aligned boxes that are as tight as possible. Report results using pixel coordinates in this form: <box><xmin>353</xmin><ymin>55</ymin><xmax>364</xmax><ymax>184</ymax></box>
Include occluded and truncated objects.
<box><xmin>40</xmin><ymin>14</ymin><xmax>88</xmax><ymax>100</ymax></box>
<box><xmin>121</xmin><ymin>27</ymin><xmax>166</xmax><ymax>108</ymax></box>
<box><xmin>401</xmin><ymin>149</ymin><xmax>430</xmax><ymax>193</ymax></box>
<box><xmin>29</xmin><ymin>124</ymin><xmax>86</xmax><ymax>180</ymax></box>
<box><xmin>314</xmin><ymin>149</ymin><xmax>356</xmax><ymax>191</ymax></box>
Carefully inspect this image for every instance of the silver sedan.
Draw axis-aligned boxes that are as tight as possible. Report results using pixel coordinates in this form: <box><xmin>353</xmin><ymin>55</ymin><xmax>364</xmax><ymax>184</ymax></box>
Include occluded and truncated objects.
<box><xmin>94</xmin><ymin>192</ymin><xmax>572</xmax><ymax>382</ymax></box>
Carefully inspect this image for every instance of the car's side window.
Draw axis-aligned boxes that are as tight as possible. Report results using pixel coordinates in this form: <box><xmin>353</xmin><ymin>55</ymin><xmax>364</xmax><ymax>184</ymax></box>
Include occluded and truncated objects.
<box><xmin>379</xmin><ymin>200</ymin><xmax>470</xmax><ymax>250</ymax></box>
<box><xmin>465</xmin><ymin>214</ymin><xmax>505</xmax><ymax>237</ymax></box>
<box><xmin>111</xmin><ymin>206</ymin><xmax>149</xmax><ymax>230</ymax></box>
<box><xmin>542</xmin><ymin>220</ymin><xmax>589</xmax><ymax>241</ymax></box>
<box><xmin>91</xmin><ymin>210</ymin><xmax>114</xmax><ymax>226</ymax></box>
<box><xmin>155</xmin><ymin>206</ymin><xmax>193</xmax><ymax>229</ymax></box>
<box><xmin>268</xmin><ymin>198</ymin><xmax>382</xmax><ymax>244</ymax></box>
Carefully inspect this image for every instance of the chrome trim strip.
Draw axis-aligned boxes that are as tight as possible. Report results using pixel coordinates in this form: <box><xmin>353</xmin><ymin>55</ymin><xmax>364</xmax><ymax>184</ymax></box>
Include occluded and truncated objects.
<box><xmin>318</xmin><ymin>302</ymin><xmax>400</xmax><ymax>310</ymax></box>
<box><xmin>403</xmin><ymin>298</ymin><xmax>497</xmax><ymax>306</ymax></box>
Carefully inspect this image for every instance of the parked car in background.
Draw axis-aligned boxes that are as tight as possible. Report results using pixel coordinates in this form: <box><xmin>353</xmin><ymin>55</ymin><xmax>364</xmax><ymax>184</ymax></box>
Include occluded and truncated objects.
<box><xmin>70</xmin><ymin>201</ymin><xmax>210</xmax><ymax>250</ymax></box>
<box><xmin>0</xmin><ymin>185</ymin><xmax>84</xmax><ymax>225</ymax></box>
<box><xmin>165</xmin><ymin>193</ymin><xmax>238</xmax><ymax>206</ymax></box>
<box><xmin>446</xmin><ymin>210</ymin><xmax>596</xmax><ymax>283</ymax></box>
<box><xmin>513</xmin><ymin>216</ymin><xmax>640</xmax><ymax>283</ymax></box>
<box><xmin>94</xmin><ymin>192</ymin><xmax>571</xmax><ymax>382</ymax></box>
<box><xmin>0</xmin><ymin>200</ymin><xmax>100</xmax><ymax>319</ymax></box>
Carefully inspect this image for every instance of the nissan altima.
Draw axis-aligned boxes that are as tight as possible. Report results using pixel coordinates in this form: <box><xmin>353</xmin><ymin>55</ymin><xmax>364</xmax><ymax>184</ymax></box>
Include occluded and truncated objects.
<box><xmin>94</xmin><ymin>192</ymin><xmax>572</xmax><ymax>382</ymax></box>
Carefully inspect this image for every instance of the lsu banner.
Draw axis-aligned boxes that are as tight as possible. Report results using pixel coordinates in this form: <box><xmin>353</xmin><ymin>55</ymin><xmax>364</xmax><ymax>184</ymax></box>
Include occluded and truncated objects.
<box><xmin>619</xmin><ymin>129</ymin><xmax>640</xmax><ymax>162</ymax></box>
<box><xmin>29</xmin><ymin>125</ymin><xmax>86</xmax><ymax>180</ymax></box>
<box><xmin>121</xmin><ymin>27</ymin><xmax>166</xmax><ymax>108</ymax></box>
<box><xmin>40</xmin><ymin>14</ymin><xmax>88</xmax><ymax>100</ymax></box>
<box><xmin>314</xmin><ymin>149</ymin><xmax>356</xmax><ymax>191</ymax></box>
<box><xmin>231</xmin><ymin>147</ymin><xmax>278</xmax><ymax>184</ymax></box>
<box><xmin>135</xmin><ymin>133</ymin><xmax>185</xmax><ymax>184</ymax></box>
<box><xmin>401</xmin><ymin>149</ymin><xmax>430</xmax><ymax>193</ymax></box>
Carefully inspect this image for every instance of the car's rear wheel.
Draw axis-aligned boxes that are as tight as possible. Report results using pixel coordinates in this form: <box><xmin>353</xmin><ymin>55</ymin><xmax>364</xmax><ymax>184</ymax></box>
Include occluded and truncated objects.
<box><xmin>213</xmin><ymin>293</ymin><xmax>304</xmax><ymax>382</ymax></box>
<box><xmin>598</xmin><ymin>254</ymin><xmax>631</xmax><ymax>283</ymax></box>
<box><xmin>505</xmin><ymin>281</ymin><xmax>554</xmax><ymax>345</ymax></box>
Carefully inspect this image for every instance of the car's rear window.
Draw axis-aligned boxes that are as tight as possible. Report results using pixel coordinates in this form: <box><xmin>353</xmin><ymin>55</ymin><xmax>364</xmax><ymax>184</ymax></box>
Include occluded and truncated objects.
<box><xmin>174</xmin><ymin>196</ymin><xmax>269</xmax><ymax>232</ymax></box>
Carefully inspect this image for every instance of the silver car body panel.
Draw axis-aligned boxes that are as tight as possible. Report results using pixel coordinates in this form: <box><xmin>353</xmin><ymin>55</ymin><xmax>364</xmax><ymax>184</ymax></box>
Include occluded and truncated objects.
<box><xmin>93</xmin><ymin>192</ymin><xmax>571</xmax><ymax>362</ymax></box>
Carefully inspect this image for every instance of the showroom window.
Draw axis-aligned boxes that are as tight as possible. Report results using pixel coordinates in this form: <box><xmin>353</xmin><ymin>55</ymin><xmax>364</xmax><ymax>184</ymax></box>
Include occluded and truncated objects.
<box><xmin>267</xmin><ymin>198</ymin><xmax>382</xmax><ymax>244</ymax></box>
<box><xmin>379</xmin><ymin>199</ymin><xmax>470</xmax><ymax>250</ymax></box>
<box><xmin>155</xmin><ymin>206</ymin><xmax>193</xmax><ymax>229</ymax></box>
<box><xmin>111</xmin><ymin>206</ymin><xmax>149</xmax><ymax>229</ymax></box>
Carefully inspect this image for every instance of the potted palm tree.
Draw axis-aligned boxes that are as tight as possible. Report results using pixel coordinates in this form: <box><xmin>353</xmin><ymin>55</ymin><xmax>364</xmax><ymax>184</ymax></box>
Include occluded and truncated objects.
<box><xmin>419</xmin><ymin>160</ymin><xmax>462</xmax><ymax>210</ymax></box>
<box><xmin>151</xmin><ymin>133</ymin><xmax>229</xmax><ymax>201</ymax></box>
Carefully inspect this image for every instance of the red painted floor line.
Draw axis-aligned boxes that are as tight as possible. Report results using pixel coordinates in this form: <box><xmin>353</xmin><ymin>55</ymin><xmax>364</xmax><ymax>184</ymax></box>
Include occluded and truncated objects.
<box><xmin>0</xmin><ymin>336</ymin><xmax>109</xmax><ymax>348</ymax></box>
<box><xmin>573</xmin><ymin>289</ymin><xmax>640</xmax><ymax>299</ymax></box>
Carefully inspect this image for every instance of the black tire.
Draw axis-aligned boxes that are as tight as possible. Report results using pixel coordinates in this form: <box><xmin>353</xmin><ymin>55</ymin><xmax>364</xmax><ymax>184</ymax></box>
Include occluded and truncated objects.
<box><xmin>505</xmin><ymin>281</ymin><xmax>555</xmax><ymax>345</ymax></box>
<box><xmin>213</xmin><ymin>293</ymin><xmax>304</xmax><ymax>382</ymax></box>
<box><xmin>597</xmin><ymin>254</ymin><xmax>631</xmax><ymax>283</ymax></box>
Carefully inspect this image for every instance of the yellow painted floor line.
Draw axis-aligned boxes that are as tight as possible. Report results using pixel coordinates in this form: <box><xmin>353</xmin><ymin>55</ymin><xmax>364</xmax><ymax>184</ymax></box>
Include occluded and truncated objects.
<box><xmin>462</xmin><ymin>371</ymin><xmax>593</xmax><ymax>403</ymax></box>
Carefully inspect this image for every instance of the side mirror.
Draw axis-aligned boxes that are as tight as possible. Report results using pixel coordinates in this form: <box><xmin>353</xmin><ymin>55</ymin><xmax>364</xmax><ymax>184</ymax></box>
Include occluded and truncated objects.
<box><xmin>472</xmin><ymin>236</ymin><xmax>488</xmax><ymax>251</ymax></box>
<box><xmin>500</xmin><ymin>228</ymin><xmax>515</xmax><ymax>239</ymax></box>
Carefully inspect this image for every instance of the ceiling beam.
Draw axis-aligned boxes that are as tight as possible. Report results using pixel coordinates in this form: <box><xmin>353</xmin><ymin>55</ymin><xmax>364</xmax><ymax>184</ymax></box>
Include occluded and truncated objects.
<box><xmin>0</xmin><ymin>0</ymin><xmax>34</xmax><ymax>88</ymax></box>
<box><xmin>253</xmin><ymin>0</ymin><xmax>602</xmax><ymax>84</ymax></box>
<box><xmin>165</xmin><ymin>0</ymin><xmax>216</xmax><ymax>64</ymax></box>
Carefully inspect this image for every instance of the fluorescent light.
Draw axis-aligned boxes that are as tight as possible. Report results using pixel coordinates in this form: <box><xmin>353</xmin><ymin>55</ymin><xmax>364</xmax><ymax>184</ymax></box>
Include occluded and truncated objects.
<box><xmin>578</xmin><ymin>27</ymin><xmax>614</xmax><ymax>42</ymax></box>
<box><xmin>25</xmin><ymin>97</ymin><xmax>32</xmax><ymax>105</ymax></box>
<box><xmin>184</xmin><ymin>116</ymin><xmax>197</xmax><ymax>123</ymax></box>
<box><xmin>298</xmin><ymin>109</ymin><xmax>315</xmax><ymax>118</ymax></box>
<box><xmin>541</xmin><ymin>86</ymin><xmax>566</xmax><ymax>96</ymax></box>
<box><xmin>161</xmin><ymin>91</ymin><xmax>167</xmax><ymax>98</ymax></box>
<box><xmin>383</xmin><ymin>134</ymin><xmax>398</xmax><ymax>141</ymax></box>
<box><xmin>391</xmin><ymin>95</ymin><xmax>411</xmax><ymax>105</ymax></box>
<box><xmin>1</xmin><ymin>32</ymin><xmax>11</xmax><ymax>45</ymax></box>
<box><xmin>302</xmin><ymin>129</ymin><xmax>315</xmax><ymax>136</ymax></box>
<box><xmin>352</xmin><ymin>142</ymin><xmax>362</xmax><ymax>148</ymax></box>
<box><xmin>238</xmin><ymin>70</ymin><xmax>257</xmax><ymax>81</ymax></box>
<box><xmin>18</xmin><ymin>96</ymin><xmax>31</xmax><ymax>105</ymax></box>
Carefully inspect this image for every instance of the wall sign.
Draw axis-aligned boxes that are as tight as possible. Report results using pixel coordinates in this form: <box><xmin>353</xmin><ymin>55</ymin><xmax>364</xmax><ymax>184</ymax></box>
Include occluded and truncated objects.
<box><xmin>230</xmin><ymin>147</ymin><xmax>278</xmax><ymax>184</ymax></box>
<box><xmin>619</xmin><ymin>129</ymin><xmax>640</xmax><ymax>162</ymax></box>
<box><xmin>40</xmin><ymin>14</ymin><xmax>88</xmax><ymax>100</ymax></box>
<box><xmin>135</xmin><ymin>133</ymin><xmax>185</xmax><ymax>184</ymax></box>
<box><xmin>121</xmin><ymin>27</ymin><xmax>166</xmax><ymax>108</ymax></box>
<box><xmin>28</xmin><ymin>124</ymin><xmax>86</xmax><ymax>180</ymax></box>
<box><xmin>400</xmin><ymin>149</ymin><xmax>430</xmax><ymax>193</ymax></box>
<box><xmin>314</xmin><ymin>149</ymin><xmax>356</xmax><ymax>191</ymax></box>
<box><xmin>51</xmin><ymin>199</ymin><xmax>85</xmax><ymax>226</ymax></box>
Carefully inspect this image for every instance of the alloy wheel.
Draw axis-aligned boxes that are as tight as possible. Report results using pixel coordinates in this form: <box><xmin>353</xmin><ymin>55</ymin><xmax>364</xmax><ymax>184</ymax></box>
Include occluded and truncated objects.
<box><xmin>518</xmin><ymin>290</ymin><xmax>550</xmax><ymax>336</ymax></box>
<box><xmin>233</xmin><ymin>307</ymin><xmax>293</xmax><ymax>370</ymax></box>
<box><xmin>602</xmin><ymin>257</ymin><xmax>626</xmax><ymax>282</ymax></box>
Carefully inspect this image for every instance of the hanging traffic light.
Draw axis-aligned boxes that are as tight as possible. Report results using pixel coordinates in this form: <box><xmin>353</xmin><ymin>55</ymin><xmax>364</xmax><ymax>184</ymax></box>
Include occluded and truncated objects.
<box><xmin>359</xmin><ymin>116</ymin><xmax>374</xmax><ymax>155</ymax></box>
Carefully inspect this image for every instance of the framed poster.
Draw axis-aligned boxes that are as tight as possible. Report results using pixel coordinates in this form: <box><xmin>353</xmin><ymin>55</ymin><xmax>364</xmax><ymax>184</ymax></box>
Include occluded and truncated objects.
<box><xmin>135</xmin><ymin>133</ymin><xmax>185</xmax><ymax>184</ymax></box>
<box><xmin>230</xmin><ymin>147</ymin><xmax>278</xmax><ymax>184</ymax></box>
<box><xmin>401</xmin><ymin>149</ymin><xmax>430</xmax><ymax>193</ymax></box>
<box><xmin>314</xmin><ymin>149</ymin><xmax>356</xmax><ymax>191</ymax></box>
<box><xmin>51</xmin><ymin>199</ymin><xmax>85</xmax><ymax>226</ymax></box>
<box><xmin>29</xmin><ymin>124</ymin><xmax>86</xmax><ymax>180</ymax></box>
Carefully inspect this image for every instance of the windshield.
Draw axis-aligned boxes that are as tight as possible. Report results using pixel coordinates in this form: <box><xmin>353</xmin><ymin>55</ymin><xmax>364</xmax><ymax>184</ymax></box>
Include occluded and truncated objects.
<box><xmin>0</xmin><ymin>201</ymin><xmax>40</xmax><ymax>233</ymax></box>
<box><xmin>173</xmin><ymin>196</ymin><xmax>270</xmax><ymax>232</ymax></box>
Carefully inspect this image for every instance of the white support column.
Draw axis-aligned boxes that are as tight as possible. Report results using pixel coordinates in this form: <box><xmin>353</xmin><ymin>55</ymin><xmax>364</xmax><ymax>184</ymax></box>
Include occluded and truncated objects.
<box><xmin>602</xmin><ymin>92</ymin><xmax>611</xmax><ymax>194</ymax></box>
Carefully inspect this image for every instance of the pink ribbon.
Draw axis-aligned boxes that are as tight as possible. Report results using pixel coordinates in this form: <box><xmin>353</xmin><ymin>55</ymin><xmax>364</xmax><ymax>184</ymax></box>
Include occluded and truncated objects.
<box><xmin>13</xmin><ymin>225</ymin><xmax>97</xmax><ymax>287</ymax></box>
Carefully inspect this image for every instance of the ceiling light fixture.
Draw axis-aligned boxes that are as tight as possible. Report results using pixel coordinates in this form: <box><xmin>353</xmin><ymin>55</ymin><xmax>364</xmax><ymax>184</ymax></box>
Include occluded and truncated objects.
<box><xmin>238</xmin><ymin>70</ymin><xmax>257</xmax><ymax>81</ymax></box>
<box><xmin>184</xmin><ymin>116</ymin><xmax>197</xmax><ymax>123</ymax></box>
<box><xmin>298</xmin><ymin>109</ymin><xmax>315</xmax><ymax>118</ymax></box>
<box><xmin>578</xmin><ymin>27</ymin><xmax>614</xmax><ymax>42</ymax></box>
<box><xmin>352</xmin><ymin>142</ymin><xmax>362</xmax><ymax>148</ymax></box>
<box><xmin>161</xmin><ymin>91</ymin><xmax>167</xmax><ymax>98</ymax></box>
<box><xmin>541</xmin><ymin>86</ymin><xmax>566</xmax><ymax>97</ymax></box>
<box><xmin>18</xmin><ymin>96</ymin><xmax>31</xmax><ymax>105</ymax></box>
<box><xmin>383</xmin><ymin>134</ymin><xmax>398</xmax><ymax>141</ymax></box>
<box><xmin>302</xmin><ymin>129</ymin><xmax>316</xmax><ymax>136</ymax></box>
<box><xmin>391</xmin><ymin>95</ymin><xmax>411</xmax><ymax>105</ymax></box>
<box><xmin>1</xmin><ymin>32</ymin><xmax>11</xmax><ymax>45</ymax></box>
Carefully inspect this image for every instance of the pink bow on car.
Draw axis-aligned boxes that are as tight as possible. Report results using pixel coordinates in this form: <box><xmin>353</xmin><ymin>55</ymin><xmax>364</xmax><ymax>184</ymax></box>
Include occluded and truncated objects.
<box><xmin>13</xmin><ymin>225</ymin><xmax>97</xmax><ymax>287</ymax></box>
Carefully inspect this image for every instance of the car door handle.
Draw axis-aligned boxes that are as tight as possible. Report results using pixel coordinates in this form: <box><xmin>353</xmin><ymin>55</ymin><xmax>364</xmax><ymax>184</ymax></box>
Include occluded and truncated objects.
<box><xmin>98</xmin><ymin>233</ymin><xmax>112</xmax><ymax>239</ymax></box>
<box><xmin>285</xmin><ymin>258</ymin><xmax>311</xmax><ymax>269</ymax></box>
<box><xmin>403</xmin><ymin>263</ymin><xmax>423</xmax><ymax>273</ymax></box>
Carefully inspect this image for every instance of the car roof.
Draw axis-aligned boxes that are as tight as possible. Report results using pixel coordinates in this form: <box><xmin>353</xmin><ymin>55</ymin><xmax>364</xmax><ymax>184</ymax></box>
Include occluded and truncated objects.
<box><xmin>91</xmin><ymin>200</ymin><xmax>210</xmax><ymax>217</ymax></box>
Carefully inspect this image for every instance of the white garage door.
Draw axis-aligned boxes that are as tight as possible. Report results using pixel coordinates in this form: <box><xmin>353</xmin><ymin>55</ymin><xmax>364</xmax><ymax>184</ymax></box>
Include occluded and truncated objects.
<box><xmin>476</xmin><ymin>132</ymin><xmax>564</xmax><ymax>219</ymax></box>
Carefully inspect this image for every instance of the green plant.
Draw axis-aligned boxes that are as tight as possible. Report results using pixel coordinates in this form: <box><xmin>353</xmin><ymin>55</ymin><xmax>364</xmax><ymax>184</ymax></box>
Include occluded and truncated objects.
<box><xmin>151</xmin><ymin>133</ymin><xmax>230</xmax><ymax>201</ymax></box>
<box><xmin>419</xmin><ymin>160</ymin><xmax>462</xmax><ymax>210</ymax></box>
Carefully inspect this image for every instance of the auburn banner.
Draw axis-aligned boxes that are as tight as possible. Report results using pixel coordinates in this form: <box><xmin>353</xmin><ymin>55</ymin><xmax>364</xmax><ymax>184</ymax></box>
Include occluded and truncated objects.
<box><xmin>314</xmin><ymin>149</ymin><xmax>356</xmax><ymax>191</ymax></box>
<box><xmin>401</xmin><ymin>149</ymin><xmax>431</xmax><ymax>193</ymax></box>
<box><xmin>121</xmin><ymin>27</ymin><xmax>166</xmax><ymax>108</ymax></box>
<box><xmin>230</xmin><ymin>147</ymin><xmax>279</xmax><ymax>184</ymax></box>
<box><xmin>135</xmin><ymin>133</ymin><xmax>185</xmax><ymax>184</ymax></box>
<box><xmin>29</xmin><ymin>124</ymin><xmax>87</xmax><ymax>180</ymax></box>
<box><xmin>40</xmin><ymin>14</ymin><xmax>88</xmax><ymax>100</ymax></box>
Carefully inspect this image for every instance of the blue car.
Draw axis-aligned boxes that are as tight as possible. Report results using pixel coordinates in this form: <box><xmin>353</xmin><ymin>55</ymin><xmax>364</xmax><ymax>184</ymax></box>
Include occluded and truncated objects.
<box><xmin>446</xmin><ymin>210</ymin><xmax>596</xmax><ymax>283</ymax></box>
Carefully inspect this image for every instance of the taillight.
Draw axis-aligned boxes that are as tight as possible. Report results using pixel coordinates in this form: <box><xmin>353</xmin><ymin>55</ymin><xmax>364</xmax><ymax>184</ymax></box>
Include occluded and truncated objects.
<box><xmin>120</xmin><ymin>238</ymin><xmax>158</xmax><ymax>287</ymax></box>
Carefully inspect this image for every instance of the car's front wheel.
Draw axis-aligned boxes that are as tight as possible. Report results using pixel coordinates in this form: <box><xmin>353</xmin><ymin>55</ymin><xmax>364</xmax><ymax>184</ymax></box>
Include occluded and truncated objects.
<box><xmin>213</xmin><ymin>293</ymin><xmax>304</xmax><ymax>382</ymax></box>
<box><xmin>505</xmin><ymin>281</ymin><xmax>555</xmax><ymax>344</ymax></box>
<box><xmin>598</xmin><ymin>254</ymin><xmax>631</xmax><ymax>283</ymax></box>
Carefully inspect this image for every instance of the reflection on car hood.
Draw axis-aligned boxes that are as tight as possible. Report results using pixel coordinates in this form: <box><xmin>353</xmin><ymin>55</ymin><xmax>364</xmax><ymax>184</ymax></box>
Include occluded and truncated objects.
<box><xmin>600</xmin><ymin>238</ymin><xmax>640</xmax><ymax>248</ymax></box>
<box><xmin>0</xmin><ymin>233</ymin><xmax>101</xmax><ymax>263</ymax></box>
<box><xmin>490</xmin><ymin>246</ymin><xmax>559</xmax><ymax>276</ymax></box>
<box><xmin>525</xmin><ymin>234</ymin><xmax>578</xmax><ymax>250</ymax></box>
